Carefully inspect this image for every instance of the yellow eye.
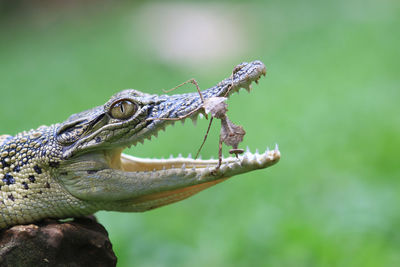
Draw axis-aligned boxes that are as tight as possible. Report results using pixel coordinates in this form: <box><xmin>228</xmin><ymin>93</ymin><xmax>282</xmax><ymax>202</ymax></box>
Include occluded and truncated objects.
<box><xmin>110</xmin><ymin>100</ymin><xmax>137</xmax><ymax>119</ymax></box>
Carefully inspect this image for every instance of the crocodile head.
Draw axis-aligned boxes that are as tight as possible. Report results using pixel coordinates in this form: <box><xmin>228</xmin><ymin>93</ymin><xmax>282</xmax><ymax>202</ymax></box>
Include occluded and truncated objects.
<box><xmin>56</xmin><ymin>60</ymin><xmax>280</xmax><ymax>212</ymax></box>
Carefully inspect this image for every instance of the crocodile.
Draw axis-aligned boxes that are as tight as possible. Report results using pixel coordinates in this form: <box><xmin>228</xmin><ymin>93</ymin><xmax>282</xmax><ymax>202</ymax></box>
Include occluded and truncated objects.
<box><xmin>0</xmin><ymin>60</ymin><xmax>280</xmax><ymax>229</ymax></box>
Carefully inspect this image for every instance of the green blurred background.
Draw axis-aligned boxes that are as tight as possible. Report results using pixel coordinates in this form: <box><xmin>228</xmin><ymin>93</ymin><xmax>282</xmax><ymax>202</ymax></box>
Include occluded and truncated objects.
<box><xmin>1</xmin><ymin>0</ymin><xmax>399</xmax><ymax>266</ymax></box>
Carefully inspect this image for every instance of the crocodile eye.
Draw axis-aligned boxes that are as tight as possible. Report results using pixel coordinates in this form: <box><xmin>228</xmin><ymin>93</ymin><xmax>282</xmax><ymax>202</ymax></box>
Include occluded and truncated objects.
<box><xmin>110</xmin><ymin>100</ymin><xmax>137</xmax><ymax>120</ymax></box>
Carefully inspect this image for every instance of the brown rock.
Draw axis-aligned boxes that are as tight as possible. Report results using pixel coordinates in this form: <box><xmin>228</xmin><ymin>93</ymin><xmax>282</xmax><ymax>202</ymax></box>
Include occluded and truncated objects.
<box><xmin>0</xmin><ymin>216</ymin><xmax>117</xmax><ymax>267</ymax></box>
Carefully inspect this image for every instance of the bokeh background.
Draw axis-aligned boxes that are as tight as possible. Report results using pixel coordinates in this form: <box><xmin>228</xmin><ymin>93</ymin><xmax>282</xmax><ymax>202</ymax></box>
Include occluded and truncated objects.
<box><xmin>1</xmin><ymin>0</ymin><xmax>399</xmax><ymax>266</ymax></box>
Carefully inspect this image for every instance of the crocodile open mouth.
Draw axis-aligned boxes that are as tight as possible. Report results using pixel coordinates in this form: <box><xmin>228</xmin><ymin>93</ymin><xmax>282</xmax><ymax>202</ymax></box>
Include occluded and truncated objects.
<box><xmin>60</xmin><ymin>60</ymin><xmax>280</xmax><ymax>212</ymax></box>
<box><xmin>102</xmin><ymin>90</ymin><xmax>280</xmax><ymax>210</ymax></box>
<box><xmin>106</xmin><ymin>60</ymin><xmax>280</xmax><ymax>179</ymax></box>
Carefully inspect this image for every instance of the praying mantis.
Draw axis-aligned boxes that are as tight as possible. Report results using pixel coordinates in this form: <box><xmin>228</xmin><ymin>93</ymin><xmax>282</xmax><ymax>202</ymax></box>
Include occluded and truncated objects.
<box><xmin>153</xmin><ymin>66</ymin><xmax>248</xmax><ymax>170</ymax></box>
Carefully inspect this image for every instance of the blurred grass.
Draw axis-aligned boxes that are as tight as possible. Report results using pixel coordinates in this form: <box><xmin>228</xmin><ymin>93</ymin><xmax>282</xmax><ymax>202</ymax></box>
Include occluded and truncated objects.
<box><xmin>1</xmin><ymin>0</ymin><xmax>399</xmax><ymax>266</ymax></box>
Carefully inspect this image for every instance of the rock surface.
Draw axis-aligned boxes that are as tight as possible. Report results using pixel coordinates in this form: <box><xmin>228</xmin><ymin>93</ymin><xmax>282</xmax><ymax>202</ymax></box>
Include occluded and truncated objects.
<box><xmin>0</xmin><ymin>216</ymin><xmax>117</xmax><ymax>267</ymax></box>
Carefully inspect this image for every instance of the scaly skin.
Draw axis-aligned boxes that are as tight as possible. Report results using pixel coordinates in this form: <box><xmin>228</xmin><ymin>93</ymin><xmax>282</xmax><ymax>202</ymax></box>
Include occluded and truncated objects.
<box><xmin>0</xmin><ymin>60</ymin><xmax>280</xmax><ymax>229</ymax></box>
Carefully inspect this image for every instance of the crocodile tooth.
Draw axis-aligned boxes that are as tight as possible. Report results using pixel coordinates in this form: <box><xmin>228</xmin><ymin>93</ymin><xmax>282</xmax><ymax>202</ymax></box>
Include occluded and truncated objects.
<box><xmin>274</xmin><ymin>143</ymin><xmax>279</xmax><ymax>152</ymax></box>
<box><xmin>246</xmin><ymin>146</ymin><xmax>250</xmax><ymax>153</ymax></box>
<box><xmin>181</xmin><ymin>119</ymin><xmax>185</xmax><ymax>125</ymax></box>
<box><xmin>255</xmin><ymin>79</ymin><xmax>259</xmax><ymax>84</ymax></box>
<box><xmin>178</xmin><ymin>153</ymin><xmax>182</xmax><ymax>158</ymax></box>
<box><xmin>255</xmin><ymin>148</ymin><xmax>259</xmax><ymax>155</ymax></box>
<box><xmin>266</xmin><ymin>147</ymin><xmax>270</xmax><ymax>154</ymax></box>
<box><xmin>187</xmin><ymin>153</ymin><xmax>192</xmax><ymax>159</ymax></box>
<box><xmin>191</xmin><ymin>116</ymin><xmax>197</xmax><ymax>126</ymax></box>
<box><xmin>153</xmin><ymin>132</ymin><xmax>158</xmax><ymax>138</ymax></box>
<box><xmin>169</xmin><ymin>154</ymin><xmax>174</xmax><ymax>159</ymax></box>
<box><xmin>199</xmin><ymin>113</ymin><xmax>204</xmax><ymax>119</ymax></box>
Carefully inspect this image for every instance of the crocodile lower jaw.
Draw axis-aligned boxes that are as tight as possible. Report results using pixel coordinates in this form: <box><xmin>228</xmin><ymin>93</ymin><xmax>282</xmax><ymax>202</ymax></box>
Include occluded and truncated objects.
<box><xmin>115</xmin><ymin>145</ymin><xmax>280</xmax><ymax>178</ymax></box>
